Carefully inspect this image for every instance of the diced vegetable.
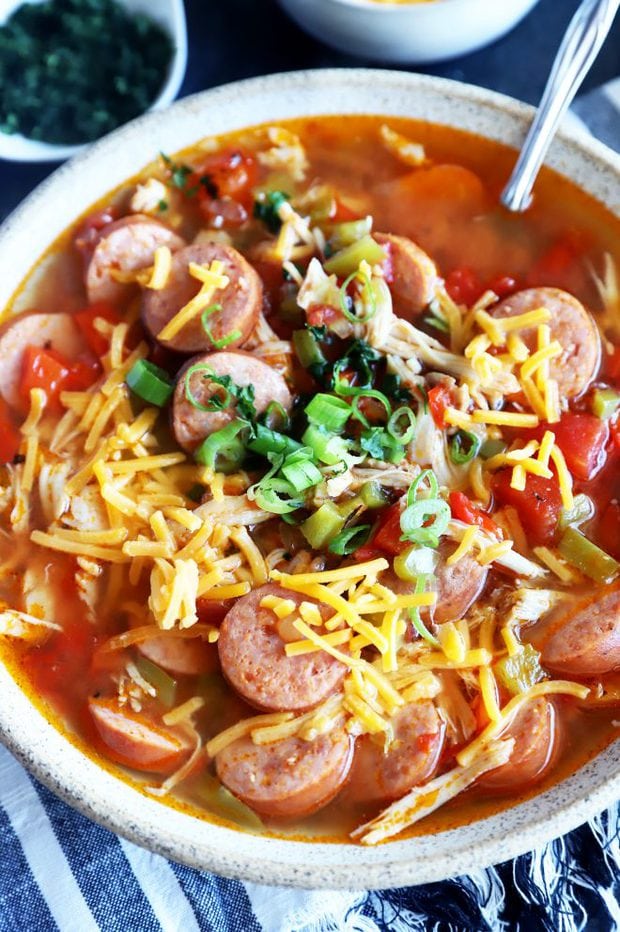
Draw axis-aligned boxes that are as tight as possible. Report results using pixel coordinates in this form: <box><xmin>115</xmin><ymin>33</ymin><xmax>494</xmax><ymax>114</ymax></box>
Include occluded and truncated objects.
<box><xmin>448</xmin><ymin>491</ymin><xmax>500</xmax><ymax>537</ymax></box>
<box><xmin>494</xmin><ymin>643</ymin><xmax>545</xmax><ymax>695</ymax></box>
<box><xmin>479</xmin><ymin>438</ymin><xmax>507</xmax><ymax>460</ymax></box>
<box><xmin>280</xmin><ymin>450</ymin><xmax>323</xmax><ymax>492</ymax></box>
<box><xmin>549</xmin><ymin>413</ymin><xmax>609</xmax><ymax>481</ymax></box>
<box><xmin>557</xmin><ymin>493</ymin><xmax>595</xmax><ymax>533</ymax></box>
<box><xmin>328</xmin><ymin>524</ymin><xmax>371</xmax><ymax>556</ymax></box>
<box><xmin>292</xmin><ymin>329</ymin><xmax>327</xmax><ymax>370</ymax></box>
<box><xmin>20</xmin><ymin>345</ymin><xmax>98</xmax><ymax>410</ymax></box>
<box><xmin>305</xmin><ymin>393</ymin><xmax>352</xmax><ymax>432</ymax></box>
<box><xmin>327</xmin><ymin>217</ymin><xmax>372</xmax><ymax>251</ymax></box>
<box><xmin>199</xmin><ymin>772</ymin><xmax>263</xmax><ymax>830</ymax></box>
<box><xmin>73</xmin><ymin>302</ymin><xmax>121</xmax><ymax>357</ymax></box>
<box><xmin>372</xmin><ymin>503</ymin><xmax>409</xmax><ymax>556</ymax></box>
<box><xmin>445</xmin><ymin>267</ymin><xmax>482</xmax><ymax>306</ymax></box>
<box><xmin>301</xmin><ymin>425</ymin><xmax>349</xmax><ymax>466</ymax></box>
<box><xmin>492</xmin><ymin>472</ymin><xmax>560</xmax><ymax>545</ymax></box>
<box><xmin>323</xmin><ymin>234</ymin><xmax>386</xmax><ymax>277</ymax></box>
<box><xmin>300</xmin><ymin>503</ymin><xmax>346</xmax><ymax>549</ymax></box>
<box><xmin>196</xmin><ymin>147</ymin><xmax>258</xmax><ymax>208</ymax></box>
<box><xmin>558</xmin><ymin>527</ymin><xmax>620</xmax><ymax>584</ymax></box>
<box><xmin>393</xmin><ymin>544</ymin><xmax>438</xmax><ymax>583</ymax></box>
<box><xmin>126</xmin><ymin>358</ymin><xmax>174</xmax><ymax>406</ymax></box>
<box><xmin>0</xmin><ymin>398</ymin><xmax>21</xmax><ymax>465</ymax></box>
<box><xmin>597</xmin><ymin>502</ymin><xmax>620</xmax><ymax>561</ymax></box>
<box><xmin>135</xmin><ymin>655</ymin><xmax>177</xmax><ymax>709</ymax></box>
<box><xmin>591</xmin><ymin>387</ymin><xmax>620</xmax><ymax>420</ymax></box>
<box><xmin>359</xmin><ymin>428</ymin><xmax>404</xmax><ymax>464</ymax></box>
<box><xmin>400</xmin><ymin>498</ymin><xmax>450</xmax><ymax>548</ymax></box>
<box><xmin>427</xmin><ymin>384</ymin><xmax>452</xmax><ymax>428</ymax></box>
<box><xmin>194</xmin><ymin>420</ymin><xmax>248</xmax><ymax>472</ymax></box>
<box><xmin>359</xmin><ymin>481</ymin><xmax>390</xmax><ymax>509</ymax></box>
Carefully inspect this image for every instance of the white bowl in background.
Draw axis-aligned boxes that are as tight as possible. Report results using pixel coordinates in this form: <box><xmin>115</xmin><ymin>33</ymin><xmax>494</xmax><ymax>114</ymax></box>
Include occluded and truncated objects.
<box><xmin>0</xmin><ymin>0</ymin><xmax>187</xmax><ymax>163</ymax></box>
<box><xmin>0</xmin><ymin>69</ymin><xmax>619</xmax><ymax>889</ymax></box>
<box><xmin>278</xmin><ymin>0</ymin><xmax>541</xmax><ymax>64</ymax></box>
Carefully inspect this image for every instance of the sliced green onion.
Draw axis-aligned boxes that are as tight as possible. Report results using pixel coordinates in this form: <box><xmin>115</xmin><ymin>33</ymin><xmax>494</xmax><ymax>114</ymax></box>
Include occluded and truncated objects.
<box><xmin>557</xmin><ymin>493</ymin><xmax>595</xmax><ymax>533</ymax></box>
<box><xmin>247</xmin><ymin>424</ymin><xmax>302</xmax><ymax>458</ymax></box>
<box><xmin>261</xmin><ymin>401</ymin><xmax>290</xmax><ymax>433</ymax></box>
<box><xmin>333</xmin><ymin>378</ymin><xmax>391</xmax><ymax>427</ymax></box>
<box><xmin>184</xmin><ymin>363</ymin><xmax>230</xmax><ymax>412</ymax></box>
<box><xmin>305</xmin><ymin>393</ymin><xmax>352</xmax><ymax>432</ymax></box>
<box><xmin>254</xmin><ymin>478</ymin><xmax>304</xmax><ymax>515</ymax></box>
<box><xmin>281</xmin><ymin>450</ymin><xmax>323</xmax><ymax>492</ymax></box>
<box><xmin>558</xmin><ymin>527</ymin><xmax>620</xmax><ymax>584</ymax></box>
<box><xmin>200</xmin><ymin>303</ymin><xmax>242</xmax><ymax>350</ymax></box>
<box><xmin>327</xmin><ymin>217</ymin><xmax>372</xmax><ymax>251</ymax></box>
<box><xmin>194</xmin><ymin>419</ymin><xmax>247</xmax><ymax>472</ymax></box>
<box><xmin>400</xmin><ymin>499</ymin><xmax>450</xmax><ymax>548</ymax></box>
<box><xmin>328</xmin><ymin>524</ymin><xmax>371</xmax><ymax>556</ymax></box>
<box><xmin>387</xmin><ymin>406</ymin><xmax>416</xmax><ymax>444</ymax></box>
<box><xmin>302</xmin><ymin>424</ymin><xmax>350</xmax><ymax>466</ymax></box>
<box><xmin>393</xmin><ymin>544</ymin><xmax>438</xmax><ymax>583</ymax></box>
<box><xmin>359</xmin><ymin>481</ymin><xmax>390</xmax><ymax>509</ymax></box>
<box><xmin>293</xmin><ymin>329</ymin><xmax>326</xmax><ymax>370</ymax></box>
<box><xmin>126</xmin><ymin>359</ymin><xmax>173</xmax><ymax>406</ymax></box>
<box><xmin>479</xmin><ymin>438</ymin><xmax>507</xmax><ymax>460</ymax></box>
<box><xmin>253</xmin><ymin>190</ymin><xmax>290</xmax><ymax>233</ymax></box>
<box><xmin>135</xmin><ymin>656</ymin><xmax>177</xmax><ymax>708</ymax></box>
<box><xmin>409</xmin><ymin>575</ymin><xmax>440</xmax><ymax>648</ymax></box>
<box><xmin>407</xmin><ymin>469</ymin><xmax>439</xmax><ymax>505</ymax></box>
<box><xmin>338</xmin><ymin>269</ymin><xmax>377</xmax><ymax>324</ymax></box>
<box><xmin>449</xmin><ymin>430</ymin><xmax>481</xmax><ymax>465</ymax></box>
<box><xmin>591</xmin><ymin>387</ymin><xmax>620</xmax><ymax>420</ymax></box>
<box><xmin>300</xmin><ymin>502</ymin><xmax>346</xmax><ymax>549</ymax></box>
<box><xmin>424</xmin><ymin>312</ymin><xmax>450</xmax><ymax>333</ymax></box>
<box><xmin>323</xmin><ymin>234</ymin><xmax>386</xmax><ymax>277</ymax></box>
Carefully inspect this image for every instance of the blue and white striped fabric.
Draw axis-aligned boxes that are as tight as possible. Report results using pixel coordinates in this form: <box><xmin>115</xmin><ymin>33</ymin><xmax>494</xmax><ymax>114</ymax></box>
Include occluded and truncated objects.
<box><xmin>1</xmin><ymin>86</ymin><xmax>619</xmax><ymax>932</ymax></box>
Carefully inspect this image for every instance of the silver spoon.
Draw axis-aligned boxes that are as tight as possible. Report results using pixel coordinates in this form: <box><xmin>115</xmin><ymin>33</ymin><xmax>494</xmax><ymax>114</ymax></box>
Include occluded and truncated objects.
<box><xmin>501</xmin><ymin>0</ymin><xmax>620</xmax><ymax>212</ymax></box>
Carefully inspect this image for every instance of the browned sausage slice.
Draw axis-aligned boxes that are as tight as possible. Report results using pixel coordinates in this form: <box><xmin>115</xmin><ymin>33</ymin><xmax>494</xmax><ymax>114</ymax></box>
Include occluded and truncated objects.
<box><xmin>539</xmin><ymin>586</ymin><xmax>620</xmax><ymax>678</ymax></box>
<box><xmin>374</xmin><ymin>232</ymin><xmax>438</xmax><ymax>319</ymax></box>
<box><xmin>172</xmin><ymin>350</ymin><xmax>292</xmax><ymax>452</ymax></box>
<box><xmin>218</xmin><ymin>584</ymin><xmax>347</xmax><ymax>712</ymax></box>
<box><xmin>345</xmin><ymin>700</ymin><xmax>444</xmax><ymax>804</ymax></box>
<box><xmin>86</xmin><ymin>215</ymin><xmax>186</xmax><ymax>305</ymax></box>
<box><xmin>0</xmin><ymin>312</ymin><xmax>86</xmax><ymax>410</ymax></box>
<box><xmin>88</xmin><ymin>697</ymin><xmax>192</xmax><ymax>774</ymax></box>
<box><xmin>215</xmin><ymin>728</ymin><xmax>353</xmax><ymax>819</ymax></box>
<box><xmin>479</xmin><ymin>697</ymin><xmax>557</xmax><ymax>791</ymax></box>
<box><xmin>137</xmin><ymin>636</ymin><xmax>219</xmax><ymax>677</ymax></box>
<box><xmin>490</xmin><ymin>287</ymin><xmax>600</xmax><ymax>398</ymax></box>
<box><xmin>142</xmin><ymin>243</ymin><xmax>262</xmax><ymax>353</ymax></box>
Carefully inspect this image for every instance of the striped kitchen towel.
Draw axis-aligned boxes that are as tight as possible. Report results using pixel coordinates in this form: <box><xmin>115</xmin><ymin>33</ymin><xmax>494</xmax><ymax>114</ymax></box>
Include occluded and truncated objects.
<box><xmin>1</xmin><ymin>85</ymin><xmax>620</xmax><ymax>932</ymax></box>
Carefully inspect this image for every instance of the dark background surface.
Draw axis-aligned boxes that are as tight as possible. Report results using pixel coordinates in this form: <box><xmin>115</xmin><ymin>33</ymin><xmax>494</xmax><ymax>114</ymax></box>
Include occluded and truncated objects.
<box><xmin>1</xmin><ymin>0</ymin><xmax>619</xmax><ymax>222</ymax></box>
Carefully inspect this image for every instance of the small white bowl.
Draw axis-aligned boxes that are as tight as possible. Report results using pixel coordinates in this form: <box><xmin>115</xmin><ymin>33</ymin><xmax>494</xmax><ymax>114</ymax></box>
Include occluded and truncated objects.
<box><xmin>279</xmin><ymin>0</ymin><xmax>541</xmax><ymax>64</ymax></box>
<box><xmin>0</xmin><ymin>0</ymin><xmax>187</xmax><ymax>163</ymax></box>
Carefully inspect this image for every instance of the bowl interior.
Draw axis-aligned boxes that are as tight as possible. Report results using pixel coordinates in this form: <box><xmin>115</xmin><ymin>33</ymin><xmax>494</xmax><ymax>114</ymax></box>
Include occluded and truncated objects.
<box><xmin>0</xmin><ymin>69</ymin><xmax>619</xmax><ymax>888</ymax></box>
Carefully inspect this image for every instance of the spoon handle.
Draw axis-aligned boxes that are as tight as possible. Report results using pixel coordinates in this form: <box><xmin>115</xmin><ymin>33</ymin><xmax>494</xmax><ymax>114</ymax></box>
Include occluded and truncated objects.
<box><xmin>501</xmin><ymin>0</ymin><xmax>620</xmax><ymax>212</ymax></box>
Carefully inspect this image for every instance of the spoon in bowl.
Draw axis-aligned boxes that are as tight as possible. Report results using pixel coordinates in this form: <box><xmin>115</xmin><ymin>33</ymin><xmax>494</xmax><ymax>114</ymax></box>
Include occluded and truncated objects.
<box><xmin>500</xmin><ymin>0</ymin><xmax>620</xmax><ymax>212</ymax></box>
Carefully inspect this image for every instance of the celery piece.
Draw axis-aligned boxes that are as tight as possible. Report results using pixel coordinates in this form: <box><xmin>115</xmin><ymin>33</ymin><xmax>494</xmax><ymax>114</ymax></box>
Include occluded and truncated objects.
<box><xmin>293</xmin><ymin>329</ymin><xmax>326</xmax><ymax>369</ymax></box>
<box><xmin>324</xmin><ymin>234</ymin><xmax>386</xmax><ymax>277</ymax></box>
<box><xmin>557</xmin><ymin>492</ymin><xmax>595</xmax><ymax>533</ymax></box>
<box><xmin>300</xmin><ymin>503</ymin><xmax>346</xmax><ymax>550</ymax></box>
<box><xmin>135</xmin><ymin>655</ymin><xmax>177</xmax><ymax>709</ymax></box>
<box><xmin>393</xmin><ymin>545</ymin><xmax>438</xmax><ymax>583</ymax></box>
<box><xmin>327</xmin><ymin>217</ymin><xmax>372</xmax><ymax>251</ymax></box>
<box><xmin>591</xmin><ymin>387</ymin><xmax>620</xmax><ymax>420</ymax></box>
<box><xmin>494</xmin><ymin>643</ymin><xmax>545</xmax><ymax>695</ymax></box>
<box><xmin>359</xmin><ymin>480</ymin><xmax>390</xmax><ymax>509</ymax></box>
<box><xmin>337</xmin><ymin>495</ymin><xmax>364</xmax><ymax>520</ymax></box>
<box><xmin>558</xmin><ymin>526</ymin><xmax>620</xmax><ymax>584</ymax></box>
<box><xmin>200</xmin><ymin>773</ymin><xmax>263</xmax><ymax>830</ymax></box>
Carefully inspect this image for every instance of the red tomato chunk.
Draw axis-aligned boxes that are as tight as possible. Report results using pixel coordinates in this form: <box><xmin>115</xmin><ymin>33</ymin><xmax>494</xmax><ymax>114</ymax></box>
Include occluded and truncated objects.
<box><xmin>492</xmin><ymin>470</ymin><xmax>562</xmax><ymax>545</ymax></box>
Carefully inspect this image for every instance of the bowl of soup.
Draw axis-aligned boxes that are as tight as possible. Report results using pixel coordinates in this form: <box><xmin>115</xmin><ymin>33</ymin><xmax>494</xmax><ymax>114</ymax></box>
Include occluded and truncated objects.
<box><xmin>278</xmin><ymin>0</ymin><xmax>541</xmax><ymax>63</ymax></box>
<box><xmin>0</xmin><ymin>69</ymin><xmax>619</xmax><ymax>888</ymax></box>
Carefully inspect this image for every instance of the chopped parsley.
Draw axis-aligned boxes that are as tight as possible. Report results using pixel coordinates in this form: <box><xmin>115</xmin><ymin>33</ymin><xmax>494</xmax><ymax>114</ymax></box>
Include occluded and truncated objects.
<box><xmin>253</xmin><ymin>191</ymin><xmax>290</xmax><ymax>233</ymax></box>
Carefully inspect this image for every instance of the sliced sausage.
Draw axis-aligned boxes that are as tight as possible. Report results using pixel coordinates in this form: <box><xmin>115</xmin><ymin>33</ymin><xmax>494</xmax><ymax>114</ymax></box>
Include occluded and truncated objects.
<box><xmin>172</xmin><ymin>350</ymin><xmax>292</xmax><ymax>452</ymax></box>
<box><xmin>381</xmin><ymin>541</ymin><xmax>487</xmax><ymax>625</ymax></box>
<box><xmin>345</xmin><ymin>700</ymin><xmax>444</xmax><ymax>804</ymax></box>
<box><xmin>218</xmin><ymin>584</ymin><xmax>347</xmax><ymax>712</ymax></box>
<box><xmin>137</xmin><ymin>636</ymin><xmax>219</xmax><ymax>677</ymax></box>
<box><xmin>142</xmin><ymin>243</ymin><xmax>262</xmax><ymax>353</ymax></box>
<box><xmin>86</xmin><ymin>215</ymin><xmax>185</xmax><ymax>305</ymax></box>
<box><xmin>490</xmin><ymin>287</ymin><xmax>600</xmax><ymax>398</ymax></box>
<box><xmin>0</xmin><ymin>311</ymin><xmax>85</xmax><ymax>410</ymax></box>
<box><xmin>88</xmin><ymin>697</ymin><xmax>192</xmax><ymax>774</ymax></box>
<box><xmin>539</xmin><ymin>585</ymin><xmax>620</xmax><ymax>678</ymax></box>
<box><xmin>479</xmin><ymin>698</ymin><xmax>557</xmax><ymax>791</ymax></box>
<box><xmin>215</xmin><ymin>727</ymin><xmax>353</xmax><ymax>819</ymax></box>
<box><xmin>374</xmin><ymin>232</ymin><xmax>438</xmax><ymax>318</ymax></box>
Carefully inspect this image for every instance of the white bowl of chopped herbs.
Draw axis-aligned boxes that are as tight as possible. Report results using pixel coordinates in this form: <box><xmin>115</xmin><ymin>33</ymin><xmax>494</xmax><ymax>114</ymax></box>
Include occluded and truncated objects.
<box><xmin>0</xmin><ymin>0</ymin><xmax>187</xmax><ymax>162</ymax></box>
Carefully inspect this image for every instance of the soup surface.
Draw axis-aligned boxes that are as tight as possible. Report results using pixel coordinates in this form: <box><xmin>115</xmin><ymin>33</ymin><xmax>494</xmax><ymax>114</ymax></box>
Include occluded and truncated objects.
<box><xmin>1</xmin><ymin>115</ymin><xmax>619</xmax><ymax>845</ymax></box>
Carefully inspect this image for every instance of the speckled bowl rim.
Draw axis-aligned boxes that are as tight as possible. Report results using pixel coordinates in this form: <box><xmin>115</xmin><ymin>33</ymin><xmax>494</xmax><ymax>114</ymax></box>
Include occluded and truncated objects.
<box><xmin>0</xmin><ymin>69</ymin><xmax>619</xmax><ymax>890</ymax></box>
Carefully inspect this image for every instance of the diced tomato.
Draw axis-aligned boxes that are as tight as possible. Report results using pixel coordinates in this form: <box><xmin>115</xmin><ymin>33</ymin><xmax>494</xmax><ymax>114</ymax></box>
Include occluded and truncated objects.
<box><xmin>0</xmin><ymin>397</ymin><xmax>21</xmax><ymax>464</ymax></box>
<box><xmin>195</xmin><ymin>148</ymin><xmax>258</xmax><ymax>212</ymax></box>
<box><xmin>597</xmin><ymin>502</ymin><xmax>620</xmax><ymax>561</ymax></box>
<box><xmin>526</xmin><ymin>230</ymin><xmax>590</xmax><ymax>290</ymax></box>
<box><xmin>445</xmin><ymin>267</ymin><xmax>482</xmax><ymax>306</ymax></box>
<box><xmin>427</xmin><ymin>384</ymin><xmax>453</xmax><ymax>428</ymax></box>
<box><xmin>20</xmin><ymin>346</ymin><xmax>100</xmax><ymax>411</ymax></box>
<box><xmin>352</xmin><ymin>544</ymin><xmax>383</xmax><ymax>562</ymax></box>
<box><xmin>370</xmin><ymin>503</ymin><xmax>409</xmax><ymax>556</ymax></box>
<box><xmin>492</xmin><ymin>470</ymin><xmax>561</xmax><ymax>546</ymax></box>
<box><xmin>549</xmin><ymin>413</ymin><xmax>608</xmax><ymax>481</ymax></box>
<box><xmin>487</xmin><ymin>275</ymin><xmax>519</xmax><ymax>299</ymax></box>
<box><xmin>74</xmin><ymin>206</ymin><xmax>117</xmax><ymax>260</ymax></box>
<box><xmin>306</xmin><ymin>304</ymin><xmax>343</xmax><ymax>328</ymax></box>
<box><xmin>448</xmin><ymin>491</ymin><xmax>501</xmax><ymax>536</ymax></box>
<box><xmin>73</xmin><ymin>302</ymin><xmax>121</xmax><ymax>357</ymax></box>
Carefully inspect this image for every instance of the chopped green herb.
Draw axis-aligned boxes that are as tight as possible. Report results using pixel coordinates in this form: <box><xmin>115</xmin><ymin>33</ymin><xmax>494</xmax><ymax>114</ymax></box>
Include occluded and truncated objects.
<box><xmin>253</xmin><ymin>190</ymin><xmax>290</xmax><ymax>233</ymax></box>
<box><xmin>157</xmin><ymin>200</ymin><xmax>168</xmax><ymax>213</ymax></box>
